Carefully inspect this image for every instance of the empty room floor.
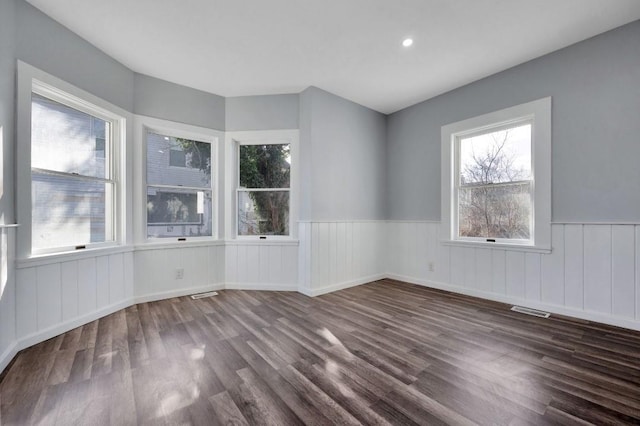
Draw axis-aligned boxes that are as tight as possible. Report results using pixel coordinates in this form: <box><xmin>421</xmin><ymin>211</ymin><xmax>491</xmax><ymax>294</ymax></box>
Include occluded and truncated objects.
<box><xmin>1</xmin><ymin>280</ymin><xmax>640</xmax><ymax>425</ymax></box>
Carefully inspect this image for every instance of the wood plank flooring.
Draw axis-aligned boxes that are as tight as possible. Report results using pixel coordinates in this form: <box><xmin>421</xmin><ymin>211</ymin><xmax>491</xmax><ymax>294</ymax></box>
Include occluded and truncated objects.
<box><xmin>2</xmin><ymin>279</ymin><xmax>640</xmax><ymax>425</ymax></box>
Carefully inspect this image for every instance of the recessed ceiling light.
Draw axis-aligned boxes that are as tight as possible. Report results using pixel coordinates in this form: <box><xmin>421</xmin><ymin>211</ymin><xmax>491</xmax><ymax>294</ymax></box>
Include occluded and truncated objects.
<box><xmin>402</xmin><ymin>38</ymin><xmax>413</xmax><ymax>47</ymax></box>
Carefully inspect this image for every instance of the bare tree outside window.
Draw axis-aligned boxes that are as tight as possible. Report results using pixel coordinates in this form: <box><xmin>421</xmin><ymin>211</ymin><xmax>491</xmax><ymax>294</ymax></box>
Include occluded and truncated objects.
<box><xmin>458</xmin><ymin>123</ymin><xmax>532</xmax><ymax>240</ymax></box>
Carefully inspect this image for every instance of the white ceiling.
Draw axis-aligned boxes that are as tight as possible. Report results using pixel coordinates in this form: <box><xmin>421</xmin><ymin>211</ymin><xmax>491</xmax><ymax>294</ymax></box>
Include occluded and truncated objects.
<box><xmin>25</xmin><ymin>0</ymin><xmax>640</xmax><ymax>114</ymax></box>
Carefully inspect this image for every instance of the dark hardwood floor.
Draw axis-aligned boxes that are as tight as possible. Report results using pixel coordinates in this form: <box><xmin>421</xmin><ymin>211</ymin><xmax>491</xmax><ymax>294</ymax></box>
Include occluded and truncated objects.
<box><xmin>2</xmin><ymin>279</ymin><xmax>640</xmax><ymax>425</ymax></box>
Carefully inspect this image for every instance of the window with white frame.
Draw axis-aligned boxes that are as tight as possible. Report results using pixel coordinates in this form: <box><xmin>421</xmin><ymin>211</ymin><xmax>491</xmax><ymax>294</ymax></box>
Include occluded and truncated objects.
<box><xmin>237</xmin><ymin>143</ymin><xmax>291</xmax><ymax>236</ymax></box>
<box><xmin>441</xmin><ymin>98</ymin><xmax>551</xmax><ymax>250</ymax></box>
<box><xmin>28</xmin><ymin>83</ymin><xmax>123</xmax><ymax>254</ymax></box>
<box><xmin>146</xmin><ymin>131</ymin><xmax>213</xmax><ymax>239</ymax></box>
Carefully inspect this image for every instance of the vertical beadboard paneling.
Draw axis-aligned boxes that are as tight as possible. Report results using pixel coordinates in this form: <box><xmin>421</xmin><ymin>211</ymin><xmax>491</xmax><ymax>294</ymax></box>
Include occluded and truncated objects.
<box><xmin>77</xmin><ymin>257</ymin><xmax>97</xmax><ymax>315</ymax></box>
<box><xmin>16</xmin><ymin>267</ymin><xmax>37</xmax><ymax>337</ymax></box>
<box><xmin>611</xmin><ymin>225</ymin><xmax>635</xmax><ymax>318</ymax></box>
<box><xmin>564</xmin><ymin>224</ymin><xmax>584</xmax><ymax>309</ymax></box>
<box><xmin>436</xmin><ymin>225</ymin><xmax>450</xmax><ymax>284</ymax></box>
<box><xmin>351</xmin><ymin>222</ymin><xmax>363</xmax><ymax>281</ymax></box>
<box><xmin>345</xmin><ymin>222</ymin><xmax>354</xmax><ymax>282</ymax></box>
<box><xmin>505</xmin><ymin>251</ymin><xmax>525</xmax><ymax>298</ymax></box>
<box><xmin>108</xmin><ymin>253</ymin><xmax>125</xmax><ymax>304</ymax></box>
<box><xmin>417</xmin><ymin>223</ymin><xmax>430</xmax><ymax>279</ymax></box>
<box><xmin>191</xmin><ymin>247</ymin><xmax>209</xmax><ymax>288</ymax></box>
<box><xmin>36</xmin><ymin>263</ymin><xmax>62</xmax><ymax>330</ymax></box>
<box><xmin>449</xmin><ymin>246</ymin><xmax>466</xmax><ymax>287</ymax></box>
<box><xmin>124</xmin><ymin>251</ymin><xmax>135</xmax><ymax>300</ymax></box>
<box><xmin>282</xmin><ymin>245</ymin><xmax>298</xmax><ymax>285</ymax></box>
<box><xmin>541</xmin><ymin>224</ymin><xmax>565</xmax><ymax>306</ymax></box>
<box><xmin>329</xmin><ymin>223</ymin><xmax>338</xmax><ymax>285</ymax></box>
<box><xmin>462</xmin><ymin>247</ymin><xmax>475</xmax><ymax>288</ymax></box>
<box><xmin>318</xmin><ymin>223</ymin><xmax>330</xmax><ymax>287</ymax></box>
<box><xmin>225</xmin><ymin>244</ymin><xmax>238</xmax><ymax>284</ymax></box>
<box><xmin>211</xmin><ymin>245</ymin><xmax>227</xmax><ymax>283</ymax></box>
<box><xmin>236</xmin><ymin>244</ymin><xmax>248</xmax><ymax>284</ymax></box>
<box><xmin>491</xmin><ymin>249</ymin><xmax>506</xmax><ymax>294</ymax></box>
<box><xmin>475</xmin><ymin>248</ymin><xmax>492</xmax><ymax>292</ymax></box>
<box><xmin>298</xmin><ymin>222</ymin><xmax>311</xmax><ymax>291</ymax></box>
<box><xmin>426</xmin><ymin>223</ymin><xmax>438</xmax><ymax>281</ymax></box>
<box><xmin>386</xmin><ymin>221</ymin><xmax>399</xmax><ymax>275</ymax></box>
<box><xmin>258</xmin><ymin>245</ymin><xmax>270</xmax><ymax>283</ymax></box>
<box><xmin>60</xmin><ymin>261</ymin><xmax>79</xmax><ymax>321</ymax></box>
<box><xmin>336</xmin><ymin>222</ymin><xmax>346</xmax><ymax>283</ymax></box>
<box><xmin>246</xmin><ymin>245</ymin><xmax>259</xmax><ymax>284</ymax></box>
<box><xmin>268</xmin><ymin>245</ymin><xmax>282</xmax><ymax>284</ymax></box>
<box><xmin>95</xmin><ymin>256</ymin><xmax>110</xmax><ymax>309</ymax></box>
<box><xmin>525</xmin><ymin>253</ymin><xmax>541</xmax><ymax>302</ymax></box>
<box><xmin>583</xmin><ymin>225</ymin><xmax>612</xmax><ymax>314</ymax></box>
<box><xmin>311</xmin><ymin>223</ymin><xmax>320</xmax><ymax>288</ymax></box>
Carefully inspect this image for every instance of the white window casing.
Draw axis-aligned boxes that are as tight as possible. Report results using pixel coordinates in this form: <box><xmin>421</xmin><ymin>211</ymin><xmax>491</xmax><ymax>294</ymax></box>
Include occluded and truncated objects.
<box><xmin>133</xmin><ymin>115</ymin><xmax>222</xmax><ymax>245</ymax></box>
<box><xmin>16</xmin><ymin>61</ymin><xmax>130</xmax><ymax>258</ymax></box>
<box><xmin>441</xmin><ymin>97</ymin><xmax>552</xmax><ymax>252</ymax></box>
<box><xmin>225</xmin><ymin>130</ymin><xmax>299</xmax><ymax>240</ymax></box>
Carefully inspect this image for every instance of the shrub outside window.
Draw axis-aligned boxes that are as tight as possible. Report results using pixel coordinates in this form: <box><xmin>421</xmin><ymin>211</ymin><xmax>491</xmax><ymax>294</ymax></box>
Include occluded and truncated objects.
<box><xmin>237</xmin><ymin>143</ymin><xmax>291</xmax><ymax>236</ymax></box>
<box><xmin>456</xmin><ymin>121</ymin><xmax>533</xmax><ymax>243</ymax></box>
<box><xmin>441</xmin><ymin>98</ymin><xmax>551</xmax><ymax>251</ymax></box>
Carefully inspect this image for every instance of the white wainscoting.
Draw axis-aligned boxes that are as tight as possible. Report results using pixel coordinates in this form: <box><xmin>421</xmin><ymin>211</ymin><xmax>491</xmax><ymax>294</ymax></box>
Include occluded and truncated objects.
<box><xmin>134</xmin><ymin>243</ymin><xmax>225</xmax><ymax>303</ymax></box>
<box><xmin>299</xmin><ymin>221</ymin><xmax>386</xmax><ymax>296</ymax></box>
<box><xmin>13</xmin><ymin>250</ymin><xmax>135</xmax><ymax>355</ymax></box>
<box><xmin>386</xmin><ymin>221</ymin><xmax>640</xmax><ymax>331</ymax></box>
<box><xmin>225</xmin><ymin>241</ymin><xmax>298</xmax><ymax>291</ymax></box>
<box><xmin>0</xmin><ymin>227</ymin><xmax>17</xmax><ymax>374</ymax></box>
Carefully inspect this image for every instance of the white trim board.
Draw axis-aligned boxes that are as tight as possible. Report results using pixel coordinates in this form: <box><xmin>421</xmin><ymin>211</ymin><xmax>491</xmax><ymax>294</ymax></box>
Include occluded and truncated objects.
<box><xmin>386</xmin><ymin>273</ymin><xmax>640</xmax><ymax>332</ymax></box>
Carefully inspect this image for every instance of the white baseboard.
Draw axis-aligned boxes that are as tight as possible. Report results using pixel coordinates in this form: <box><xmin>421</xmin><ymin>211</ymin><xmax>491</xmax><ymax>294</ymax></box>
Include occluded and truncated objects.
<box><xmin>134</xmin><ymin>283</ymin><xmax>225</xmax><ymax>304</ymax></box>
<box><xmin>15</xmin><ymin>298</ymin><xmax>134</xmax><ymax>356</ymax></box>
<box><xmin>0</xmin><ymin>342</ymin><xmax>18</xmax><ymax>375</ymax></box>
<box><xmin>304</xmin><ymin>273</ymin><xmax>386</xmax><ymax>297</ymax></box>
<box><xmin>386</xmin><ymin>273</ymin><xmax>640</xmax><ymax>332</ymax></box>
<box><xmin>224</xmin><ymin>282</ymin><xmax>298</xmax><ymax>292</ymax></box>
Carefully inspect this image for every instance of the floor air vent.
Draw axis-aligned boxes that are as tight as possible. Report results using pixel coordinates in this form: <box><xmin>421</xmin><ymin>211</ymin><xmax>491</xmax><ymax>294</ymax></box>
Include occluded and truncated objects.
<box><xmin>190</xmin><ymin>291</ymin><xmax>219</xmax><ymax>300</ymax></box>
<box><xmin>510</xmin><ymin>305</ymin><xmax>550</xmax><ymax>318</ymax></box>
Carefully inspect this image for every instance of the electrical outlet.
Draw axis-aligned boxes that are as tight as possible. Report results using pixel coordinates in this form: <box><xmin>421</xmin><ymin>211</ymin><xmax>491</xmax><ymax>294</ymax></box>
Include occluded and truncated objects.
<box><xmin>428</xmin><ymin>262</ymin><xmax>435</xmax><ymax>272</ymax></box>
<box><xmin>175</xmin><ymin>268</ymin><xmax>184</xmax><ymax>279</ymax></box>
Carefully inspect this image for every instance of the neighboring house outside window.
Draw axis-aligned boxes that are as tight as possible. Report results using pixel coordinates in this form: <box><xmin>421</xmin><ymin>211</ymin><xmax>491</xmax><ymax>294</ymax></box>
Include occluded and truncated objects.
<box><xmin>146</xmin><ymin>132</ymin><xmax>213</xmax><ymax>239</ymax></box>
<box><xmin>28</xmin><ymin>88</ymin><xmax>123</xmax><ymax>254</ymax></box>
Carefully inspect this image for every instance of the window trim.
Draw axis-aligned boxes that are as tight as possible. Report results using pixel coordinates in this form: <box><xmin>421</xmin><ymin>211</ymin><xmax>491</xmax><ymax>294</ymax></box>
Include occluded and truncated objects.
<box><xmin>16</xmin><ymin>61</ymin><xmax>128</xmax><ymax>259</ymax></box>
<box><xmin>441</xmin><ymin>98</ymin><xmax>551</xmax><ymax>252</ymax></box>
<box><xmin>133</xmin><ymin>115</ymin><xmax>222</xmax><ymax>244</ymax></box>
<box><xmin>225</xmin><ymin>130</ymin><xmax>299</xmax><ymax>241</ymax></box>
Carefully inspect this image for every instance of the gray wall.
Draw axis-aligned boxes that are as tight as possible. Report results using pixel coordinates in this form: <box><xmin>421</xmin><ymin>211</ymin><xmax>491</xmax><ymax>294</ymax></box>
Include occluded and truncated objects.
<box><xmin>225</xmin><ymin>94</ymin><xmax>299</xmax><ymax>131</ymax></box>
<box><xmin>0</xmin><ymin>0</ymin><xmax>17</xmax><ymax>367</ymax></box>
<box><xmin>15</xmin><ymin>0</ymin><xmax>134</xmax><ymax>111</ymax></box>
<box><xmin>387</xmin><ymin>20</ymin><xmax>640</xmax><ymax>222</ymax></box>
<box><xmin>134</xmin><ymin>73</ymin><xmax>225</xmax><ymax>130</ymax></box>
<box><xmin>300</xmin><ymin>87</ymin><xmax>387</xmax><ymax>220</ymax></box>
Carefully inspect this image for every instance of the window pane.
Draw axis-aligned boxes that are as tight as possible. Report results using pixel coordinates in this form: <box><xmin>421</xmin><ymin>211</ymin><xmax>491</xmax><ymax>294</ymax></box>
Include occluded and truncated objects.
<box><xmin>147</xmin><ymin>132</ymin><xmax>211</xmax><ymax>187</ymax></box>
<box><xmin>32</xmin><ymin>173</ymin><xmax>112</xmax><ymax>250</ymax></box>
<box><xmin>460</xmin><ymin>123</ymin><xmax>531</xmax><ymax>185</ymax></box>
<box><xmin>169</xmin><ymin>148</ymin><xmax>186</xmax><ymax>167</ymax></box>
<box><xmin>147</xmin><ymin>187</ymin><xmax>212</xmax><ymax>238</ymax></box>
<box><xmin>31</xmin><ymin>94</ymin><xmax>109</xmax><ymax>178</ymax></box>
<box><xmin>238</xmin><ymin>191</ymin><xmax>289</xmax><ymax>236</ymax></box>
<box><xmin>458</xmin><ymin>182</ymin><xmax>531</xmax><ymax>240</ymax></box>
<box><xmin>239</xmin><ymin>144</ymin><xmax>290</xmax><ymax>188</ymax></box>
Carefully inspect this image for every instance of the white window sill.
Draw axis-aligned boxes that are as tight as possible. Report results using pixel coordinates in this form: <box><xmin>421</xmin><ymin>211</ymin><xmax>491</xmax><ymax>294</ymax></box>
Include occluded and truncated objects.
<box><xmin>440</xmin><ymin>239</ymin><xmax>551</xmax><ymax>254</ymax></box>
<box><xmin>226</xmin><ymin>239</ymin><xmax>299</xmax><ymax>246</ymax></box>
<box><xmin>135</xmin><ymin>239</ymin><xmax>225</xmax><ymax>251</ymax></box>
<box><xmin>17</xmin><ymin>245</ymin><xmax>135</xmax><ymax>269</ymax></box>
